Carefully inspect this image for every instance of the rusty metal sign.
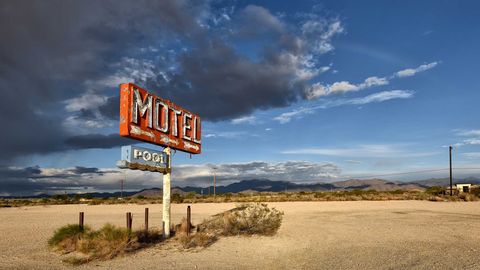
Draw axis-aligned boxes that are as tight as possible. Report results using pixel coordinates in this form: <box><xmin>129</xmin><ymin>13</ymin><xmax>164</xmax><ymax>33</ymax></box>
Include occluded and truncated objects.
<box><xmin>119</xmin><ymin>83</ymin><xmax>201</xmax><ymax>154</ymax></box>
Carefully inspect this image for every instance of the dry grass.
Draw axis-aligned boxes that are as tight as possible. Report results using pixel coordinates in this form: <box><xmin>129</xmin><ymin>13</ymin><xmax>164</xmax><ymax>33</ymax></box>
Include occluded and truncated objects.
<box><xmin>4</xmin><ymin>189</ymin><xmax>480</xmax><ymax>208</ymax></box>
<box><xmin>175</xmin><ymin>203</ymin><xmax>283</xmax><ymax>249</ymax></box>
<box><xmin>49</xmin><ymin>224</ymin><xmax>162</xmax><ymax>264</ymax></box>
<box><xmin>177</xmin><ymin>232</ymin><xmax>217</xmax><ymax>249</ymax></box>
<box><xmin>50</xmin><ymin>204</ymin><xmax>283</xmax><ymax>262</ymax></box>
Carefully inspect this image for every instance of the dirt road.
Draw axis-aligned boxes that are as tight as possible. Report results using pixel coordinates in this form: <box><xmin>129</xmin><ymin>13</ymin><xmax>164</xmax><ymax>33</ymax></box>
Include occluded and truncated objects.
<box><xmin>1</xmin><ymin>201</ymin><xmax>479</xmax><ymax>269</ymax></box>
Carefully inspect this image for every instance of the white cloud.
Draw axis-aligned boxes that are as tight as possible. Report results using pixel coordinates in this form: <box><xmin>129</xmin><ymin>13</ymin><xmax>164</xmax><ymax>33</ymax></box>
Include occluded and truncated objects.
<box><xmin>231</xmin><ymin>115</ymin><xmax>256</xmax><ymax>125</ymax></box>
<box><xmin>64</xmin><ymin>91</ymin><xmax>108</xmax><ymax>112</ymax></box>
<box><xmin>204</xmin><ymin>131</ymin><xmax>251</xmax><ymax>139</ymax></box>
<box><xmin>274</xmin><ymin>107</ymin><xmax>316</xmax><ymax>124</ymax></box>
<box><xmin>462</xmin><ymin>152</ymin><xmax>480</xmax><ymax>159</ymax></box>
<box><xmin>302</xmin><ymin>19</ymin><xmax>344</xmax><ymax>54</ymax></box>
<box><xmin>306</xmin><ymin>61</ymin><xmax>438</xmax><ymax>100</ymax></box>
<box><xmin>93</xmin><ymin>74</ymin><xmax>134</xmax><ymax>88</ymax></box>
<box><xmin>175</xmin><ymin>160</ymin><xmax>341</xmax><ymax>184</ymax></box>
<box><xmin>343</xmin><ymin>90</ymin><xmax>414</xmax><ymax>105</ymax></box>
<box><xmin>455</xmin><ymin>129</ymin><xmax>480</xmax><ymax>137</ymax></box>
<box><xmin>63</xmin><ymin>116</ymin><xmax>113</xmax><ymax>130</ymax></box>
<box><xmin>394</xmin><ymin>62</ymin><xmax>439</xmax><ymax>78</ymax></box>
<box><xmin>281</xmin><ymin>144</ymin><xmax>439</xmax><ymax>158</ymax></box>
<box><xmin>452</xmin><ymin>129</ymin><xmax>480</xmax><ymax>147</ymax></box>
<box><xmin>346</xmin><ymin>160</ymin><xmax>362</xmax><ymax>164</ymax></box>
<box><xmin>463</xmin><ymin>138</ymin><xmax>480</xmax><ymax>145</ymax></box>
<box><xmin>276</xmin><ymin>90</ymin><xmax>414</xmax><ymax>123</ymax></box>
<box><xmin>307</xmin><ymin>76</ymin><xmax>389</xmax><ymax>99</ymax></box>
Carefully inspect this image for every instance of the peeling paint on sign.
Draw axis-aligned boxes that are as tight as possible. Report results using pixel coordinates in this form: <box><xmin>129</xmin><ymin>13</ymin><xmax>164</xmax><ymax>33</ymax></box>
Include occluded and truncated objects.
<box><xmin>119</xmin><ymin>83</ymin><xmax>201</xmax><ymax>154</ymax></box>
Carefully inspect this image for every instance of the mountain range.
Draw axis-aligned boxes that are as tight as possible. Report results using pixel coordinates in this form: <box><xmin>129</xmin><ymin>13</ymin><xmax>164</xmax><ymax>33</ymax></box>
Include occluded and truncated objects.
<box><xmin>5</xmin><ymin>177</ymin><xmax>480</xmax><ymax>198</ymax></box>
<box><xmin>131</xmin><ymin>177</ymin><xmax>480</xmax><ymax>198</ymax></box>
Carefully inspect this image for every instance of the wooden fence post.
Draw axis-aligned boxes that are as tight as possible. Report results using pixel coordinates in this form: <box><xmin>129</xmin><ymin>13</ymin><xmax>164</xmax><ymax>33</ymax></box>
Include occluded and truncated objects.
<box><xmin>187</xmin><ymin>205</ymin><xmax>191</xmax><ymax>236</ymax></box>
<box><xmin>79</xmin><ymin>212</ymin><xmax>84</xmax><ymax>230</ymax></box>
<box><xmin>126</xmin><ymin>212</ymin><xmax>132</xmax><ymax>231</ymax></box>
<box><xmin>145</xmin><ymin>208</ymin><xmax>149</xmax><ymax>231</ymax></box>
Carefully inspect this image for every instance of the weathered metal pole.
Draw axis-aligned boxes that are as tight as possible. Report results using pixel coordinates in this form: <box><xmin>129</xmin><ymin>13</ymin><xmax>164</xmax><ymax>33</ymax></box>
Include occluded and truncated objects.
<box><xmin>163</xmin><ymin>147</ymin><xmax>172</xmax><ymax>238</ymax></box>
<box><xmin>187</xmin><ymin>205</ymin><xmax>191</xmax><ymax>236</ymax></box>
<box><xmin>449</xmin><ymin>145</ymin><xmax>453</xmax><ymax>196</ymax></box>
<box><xmin>145</xmin><ymin>208</ymin><xmax>149</xmax><ymax>231</ymax></box>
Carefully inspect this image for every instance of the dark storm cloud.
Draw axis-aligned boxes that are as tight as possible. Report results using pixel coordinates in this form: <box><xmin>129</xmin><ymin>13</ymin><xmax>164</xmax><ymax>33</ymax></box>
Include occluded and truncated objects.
<box><xmin>144</xmin><ymin>40</ymin><xmax>303</xmax><ymax>120</ymax></box>
<box><xmin>0</xmin><ymin>165</ymin><xmax>123</xmax><ymax>196</ymax></box>
<box><xmin>65</xmin><ymin>134</ymin><xmax>134</xmax><ymax>150</ymax></box>
<box><xmin>0</xmin><ymin>1</ymin><xmax>342</xmax><ymax>160</ymax></box>
<box><xmin>68</xmin><ymin>167</ymin><xmax>100</xmax><ymax>175</ymax></box>
<box><xmin>0</xmin><ymin>0</ymin><xmax>205</xmax><ymax>159</ymax></box>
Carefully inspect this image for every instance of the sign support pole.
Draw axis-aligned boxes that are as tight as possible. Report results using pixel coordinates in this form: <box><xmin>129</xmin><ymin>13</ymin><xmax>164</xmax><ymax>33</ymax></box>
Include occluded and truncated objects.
<box><xmin>162</xmin><ymin>147</ymin><xmax>172</xmax><ymax>238</ymax></box>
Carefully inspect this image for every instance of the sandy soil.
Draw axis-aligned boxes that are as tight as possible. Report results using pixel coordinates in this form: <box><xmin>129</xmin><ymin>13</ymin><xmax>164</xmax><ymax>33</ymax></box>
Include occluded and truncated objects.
<box><xmin>1</xmin><ymin>201</ymin><xmax>479</xmax><ymax>270</ymax></box>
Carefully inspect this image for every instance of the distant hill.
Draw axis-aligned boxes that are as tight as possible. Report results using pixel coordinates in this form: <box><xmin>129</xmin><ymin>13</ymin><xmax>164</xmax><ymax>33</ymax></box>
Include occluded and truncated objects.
<box><xmin>130</xmin><ymin>178</ymin><xmax>425</xmax><ymax>197</ymax></box>
<box><xmin>409</xmin><ymin>177</ymin><xmax>480</xmax><ymax>188</ymax></box>
<box><xmin>332</xmin><ymin>179</ymin><xmax>424</xmax><ymax>191</ymax></box>
<box><xmin>5</xmin><ymin>177</ymin><xmax>479</xmax><ymax>199</ymax></box>
<box><xmin>132</xmin><ymin>187</ymin><xmax>186</xmax><ymax>197</ymax></box>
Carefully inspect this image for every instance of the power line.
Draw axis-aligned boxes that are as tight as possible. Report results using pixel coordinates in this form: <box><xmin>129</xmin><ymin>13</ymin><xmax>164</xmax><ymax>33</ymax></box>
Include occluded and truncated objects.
<box><xmin>337</xmin><ymin>167</ymin><xmax>480</xmax><ymax>180</ymax></box>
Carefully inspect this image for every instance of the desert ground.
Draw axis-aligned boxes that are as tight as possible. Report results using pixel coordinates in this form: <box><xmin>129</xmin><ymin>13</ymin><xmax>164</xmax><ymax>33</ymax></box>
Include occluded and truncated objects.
<box><xmin>1</xmin><ymin>201</ymin><xmax>479</xmax><ymax>270</ymax></box>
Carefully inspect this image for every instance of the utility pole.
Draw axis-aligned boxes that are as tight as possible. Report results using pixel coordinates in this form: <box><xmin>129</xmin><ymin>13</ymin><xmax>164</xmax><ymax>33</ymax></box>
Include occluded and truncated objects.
<box><xmin>213</xmin><ymin>169</ymin><xmax>216</xmax><ymax>198</ymax></box>
<box><xmin>120</xmin><ymin>178</ymin><xmax>124</xmax><ymax>198</ymax></box>
<box><xmin>449</xmin><ymin>145</ymin><xmax>453</xmax><ymax>196</ymax></box>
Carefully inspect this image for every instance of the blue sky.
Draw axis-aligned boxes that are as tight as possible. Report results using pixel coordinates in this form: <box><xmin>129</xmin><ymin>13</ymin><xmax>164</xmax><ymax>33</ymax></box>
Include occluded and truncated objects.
<box><xmin>2</xmin><ymin>0</ymin><xmax>480</xmax><ymax>195</ymax></box>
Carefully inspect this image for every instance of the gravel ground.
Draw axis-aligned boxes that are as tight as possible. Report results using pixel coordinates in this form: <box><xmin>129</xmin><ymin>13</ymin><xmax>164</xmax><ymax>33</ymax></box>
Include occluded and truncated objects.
<box><xmin>0</xmin><ymin>201</ymin><xmax>479</xmax><ymax>270</ymax></box>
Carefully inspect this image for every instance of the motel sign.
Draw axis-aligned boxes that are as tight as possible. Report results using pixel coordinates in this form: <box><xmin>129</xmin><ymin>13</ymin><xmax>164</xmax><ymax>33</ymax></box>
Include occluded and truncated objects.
<box><xmin>119</xmin><ymin>83</ymin><xmax>201</xmax><ymax>154</ymax></box>
<box><xmin>118</xmin><ymin>83</ymin><xmax>202</xmax><ymax>238</ymax></box>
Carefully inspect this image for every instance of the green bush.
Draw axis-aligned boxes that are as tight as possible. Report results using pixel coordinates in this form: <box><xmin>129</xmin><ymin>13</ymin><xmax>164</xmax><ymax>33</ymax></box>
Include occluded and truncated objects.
<box><xmin>185</xmin><ymin>192</ymin><xmax>196</xmax><ymax>199</ymax></box>
<box><xmin>425</xmin><ymin>186</ymin><xmax>445</xmax><ymax>196</ymax></box>
<box><xmin>48</xmin><ymin>224</ymin><xmax>90</xmax><ymax>253</ymax></box>
<box><xmin>171</xmin><ymin>193</ymin><xmax>184</xmax><ymax>203</ymax></box>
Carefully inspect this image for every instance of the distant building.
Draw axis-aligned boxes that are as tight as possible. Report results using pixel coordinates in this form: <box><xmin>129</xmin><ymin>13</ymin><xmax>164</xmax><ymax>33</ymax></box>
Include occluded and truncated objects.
<box><xmin>456</xmin><ymin>184</ymin><xmax>472</xmax><ymax>193</ymax></box>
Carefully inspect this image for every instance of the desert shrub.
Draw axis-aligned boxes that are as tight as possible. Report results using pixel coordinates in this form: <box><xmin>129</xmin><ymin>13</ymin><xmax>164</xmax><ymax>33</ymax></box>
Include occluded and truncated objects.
<box><xmin>425</xmin><ymin>186</ymin><xmax>445</xmax><ymax>196</ymax></box>
<box><xmin>49</xmin><ymin>223</ymin><xmax>162</xmax><ymax>264</ymax></box>
<box><xmin>49</xmin><ymin>224</ymin><xmax>90</xmax><ymax>253</ymax></box>
<box><xmin>471</xmin><ymin>187</ymin><xmax>480</xmax><ymax>197</ymax></box>
<box><xmin>388</xmin><ymin>189</ymin><xmax>405</xmax><ymax>195</ymax></box>
<box><xmin>459</xmin><ymin>193</ymin><xmax>478</xmax><ymax>202</ymax></box>
<box><xmin>185</xmin><ymin>192</ymin><xmax>196</xmax><ymax>199</ymax></box>
<box><xmin>40</xmin><ymin>198</ymin><xmax>50</xmax><ymax>204</ymax></box>
<box><xmin>178</xmin><ymin>232</ymin><xmax>217</xmax><ymax>248</ymax></box>
<box><xmin>204</xmin><ymin>203</ymin><xmax>284</xmax><ymax>236</ymax></box>
<box><xmin>136</xmin><ymin>195</ymin><xmax>146</xmax><ymax>200</ymax></box>
<box><xmin>135</xmin><ymin>229</ymin><xmax>162</xmax><ymax>244</ymax></box>
<box><xmin>52</xmin><ymin>194</ymin><xmax>68</xmax><ymax>201</ymax></box>
<box><xmin>88</xmin><ymin>199</ymin><xmax>103</xmax><ymax>205</ymax></box>
<box><xmin>171</xmin><ymin>194</ymin><xmax>184</xmax><ymax>203</ymax></box>
<box><xmin>78</xmin><ymin>224</ymin><xmax>132</xmax><ymax>259</ymax></box>
<box><xmin>175</xmin><ymin>203</ymin><xmax>282</xmax><ymax>250</ymax></box>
